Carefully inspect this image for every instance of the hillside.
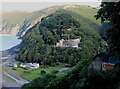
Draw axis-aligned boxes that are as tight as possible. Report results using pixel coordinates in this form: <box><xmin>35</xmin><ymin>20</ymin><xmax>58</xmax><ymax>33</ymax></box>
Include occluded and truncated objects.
<box><xmin>0</xmin><ymin>5</ymin><xmax>106</xmax><ymax>37</ymax></box>
<box><xmin>1</xmin><ymin>11</ymin><xmax>29</xmax><ymax>35</ymax></box>
<box><xmin>22</xmin><ymin>4</ymin><xmax>120</xmax><ymax>89</ymax></box>
<box><xmin>16</xmin><ymin>5</ymin><xmax>105</xmax><ymax>66</ymax></box>
<box><xmin>22</xmin><ymin>59</ymin><xmax>120</xmax><ymax>89</ymax></box>
<box><xmin>63</xmin><ymin>5</ymin><xmax>101</xmax><ymax>31</ymax></box>
<box><xmin>0</xmin><ymin>6</ymin><xmax>62</xmax><ymax>36</ymax></box>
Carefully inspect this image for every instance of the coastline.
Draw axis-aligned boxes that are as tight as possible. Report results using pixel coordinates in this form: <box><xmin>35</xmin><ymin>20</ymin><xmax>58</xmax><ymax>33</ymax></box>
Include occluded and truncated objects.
<box><xmin>0</xmin><ymin>44</ymin><xmax>20</xmax><ymax>58</ymax></box>
<box><xmin>0</xmin><ymin>44</ymin><xmax>20</xmax><ymax>65</ymax></box>
<box><xmin>0</xmin><ymin>34</ymin><xmax>16</xmax><ymax>36</ymax></box>
<box><xmin>0</xmin><ymin>45</ymin><xmax>28</xmax><ymax>88</ymax></box>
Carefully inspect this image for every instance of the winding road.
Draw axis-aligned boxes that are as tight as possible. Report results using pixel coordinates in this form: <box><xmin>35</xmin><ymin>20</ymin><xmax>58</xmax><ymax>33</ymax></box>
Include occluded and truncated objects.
<box><xmin>1</xmin><ymin>54</ymin><xmax>30</xmax><ymax>89</ymax></box>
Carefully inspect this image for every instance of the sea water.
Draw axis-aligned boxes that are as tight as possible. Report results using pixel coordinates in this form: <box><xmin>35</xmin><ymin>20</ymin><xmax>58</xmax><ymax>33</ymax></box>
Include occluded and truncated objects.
<box><xmin>0</xmin><ymin>35</ymin><xmax>22</xmax><ymax>51</ymax></box>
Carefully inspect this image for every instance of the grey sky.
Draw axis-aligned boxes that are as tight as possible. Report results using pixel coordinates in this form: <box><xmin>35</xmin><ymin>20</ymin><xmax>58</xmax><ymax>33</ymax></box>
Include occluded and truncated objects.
<box><xmin>2</xmin><ymin>2</ymin><xmax>101</xmax><ymax>12</ymax></box>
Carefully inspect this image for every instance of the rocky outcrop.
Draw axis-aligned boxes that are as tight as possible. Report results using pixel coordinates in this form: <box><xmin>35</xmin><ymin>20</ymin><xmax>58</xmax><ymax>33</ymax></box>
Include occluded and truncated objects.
<box><xmin>0</xmin><ymin>24</ymin><xmax>20</xmax><ymax>35</ymax></box>
<box><xmin>16</xmin><ymin>19</ymin><xmax>30</xmax><ymax>37</ymax></box>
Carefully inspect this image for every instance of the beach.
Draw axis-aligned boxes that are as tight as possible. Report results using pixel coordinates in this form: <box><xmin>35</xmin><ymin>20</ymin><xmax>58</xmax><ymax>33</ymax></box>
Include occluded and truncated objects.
<box><xmin>0</xmin><ymin>44</ymin><xmax>20</xmax><ymax>66</ymax></box>
<box><xmin>0</xmin><ymin>44</ymin><xmax>29</xmax><ymax>88</ymax></box>
<box><xmin>0</xmin><ymin>44</ymin><xmax>20</xmax><ymax>57</ymax></box>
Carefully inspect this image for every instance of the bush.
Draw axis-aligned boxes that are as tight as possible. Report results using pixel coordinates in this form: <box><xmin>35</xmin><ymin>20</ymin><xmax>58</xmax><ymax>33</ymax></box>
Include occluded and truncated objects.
<box><xmin>46</xmin><ymin>77</ymin><xmax>69</xmax><ymax>89</ymax></box>
<box><xmin>12</xmin><ymin>68</ymin><xmax>16</xmax><ymax>70</ymax></box>
<box><xmin>41</xmin><ymin>70</ymin><xmax>46</xmax><ymax>75</ymax></box>
<box><xmin>51</xmin><ymin>70</ymin><xmax>59</xmax><ymax>74</ymax></box>
<box><xmin>23</xmin><ymin>67</ymin><xmax>29</xmax><ymax>70</ymax></box>
<box><xmin>22</xmin><ymin>74</ymin><xmax>56</xmax><ymax>89</ymax></box>
<box><xmin>24</xmin><ymin>70</ymin><xmax>31</xmax><ymax>74</ymax></box>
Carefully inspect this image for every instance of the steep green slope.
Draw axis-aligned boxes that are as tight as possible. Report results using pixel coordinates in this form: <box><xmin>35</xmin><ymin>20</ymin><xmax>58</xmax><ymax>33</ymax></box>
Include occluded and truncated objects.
<box><xmin>63</xmin><ymin>5</ymin><xmax>101</xmax><ymax>32</ymax></box>
<box><xmin>16</xmin><ymin>6</ymin><xmax>105</xmax><ymax>66</ymax></box>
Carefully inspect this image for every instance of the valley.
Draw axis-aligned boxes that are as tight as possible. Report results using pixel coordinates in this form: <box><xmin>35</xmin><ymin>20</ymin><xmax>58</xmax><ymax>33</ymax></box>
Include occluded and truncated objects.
<box><xmin>1</xmin><ymin>5</ymin><xmax>104</xmax><ymax>88</ymax></box>
<box><xmin>1</xmin><ymin>3</ymin><xmax>119</xmax><ymax>89</ymax></box>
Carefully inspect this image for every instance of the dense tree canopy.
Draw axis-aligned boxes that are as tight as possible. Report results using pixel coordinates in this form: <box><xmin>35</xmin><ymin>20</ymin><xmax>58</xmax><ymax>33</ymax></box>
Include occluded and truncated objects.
<box><xmin>21</xmin><ymin>3</ymin><xmax>120</xmax><ymax>89</ymax></box>
<box><xmin>95</xmin><ymin>1</ymin><xmax>120</xmax><ymax>58</ymax></box>
<box><xmin>16</xmin><ymin>10</ymin><xmax>105</xmax><ymax>66</ymax></box>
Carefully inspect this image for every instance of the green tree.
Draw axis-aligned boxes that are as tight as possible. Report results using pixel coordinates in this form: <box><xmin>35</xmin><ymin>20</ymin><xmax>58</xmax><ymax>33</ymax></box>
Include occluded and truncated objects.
<box><xmin>95</xmin><ymin>1</ymin><xmax>120</xmax><ymax>58</ymax></box>
<box><xmin>22</xmin><ymin>74</ymin><xmax>56</xmax><ymax>89</ymax></box>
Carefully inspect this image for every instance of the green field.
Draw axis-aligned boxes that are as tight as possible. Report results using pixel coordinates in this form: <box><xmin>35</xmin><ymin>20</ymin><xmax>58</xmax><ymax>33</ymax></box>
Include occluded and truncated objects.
<box><xmin>10</xmin><ymin>66</ymin><xmax>66</xmax><ymax>81</ymax></box>
<box><xmin>64</xmin><ymin>5</ymin><xmax>101</xmax><ymax>35</ymax></box>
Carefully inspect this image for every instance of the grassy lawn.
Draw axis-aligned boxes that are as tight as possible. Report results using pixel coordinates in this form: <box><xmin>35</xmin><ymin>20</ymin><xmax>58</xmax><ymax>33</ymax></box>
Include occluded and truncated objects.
<box><xmin>10</xmin><ymin>66</ymin><xmax>65</xmax><ymax>81</ymax></box>
<box><xmin>2</xmin><ymin>66</ymin><xmax>20</xmax><ymax>80</ymax></box>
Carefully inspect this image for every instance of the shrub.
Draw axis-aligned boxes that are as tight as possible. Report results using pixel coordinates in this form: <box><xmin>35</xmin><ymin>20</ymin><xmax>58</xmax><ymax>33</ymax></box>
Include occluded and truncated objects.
<box><xmin>24</xmin><ymin>70</ymin><xmax>31</xmax><ymax>74</ymax></box>
<box><xmin>12</xmin><ymin>68</ymin><xmax>16</xmax><ymax>70</ymax></box>
<box><xmin>51</xmin><ymin>70</ymin><xmax>59</xmax><ymax>74</ymax></box>
<box><xmin>41</xmin><ymin>70</ymin><xmax>46</xmax><ymax>75</ymax></box>
<box><xmin>23</xmin><ymin>67</ymin><xmax>29</xmax><ymax>70</ymax></box>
